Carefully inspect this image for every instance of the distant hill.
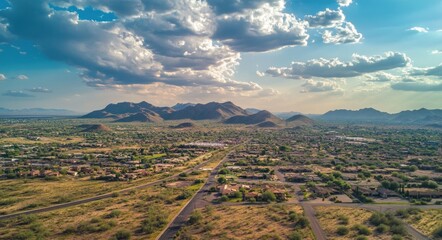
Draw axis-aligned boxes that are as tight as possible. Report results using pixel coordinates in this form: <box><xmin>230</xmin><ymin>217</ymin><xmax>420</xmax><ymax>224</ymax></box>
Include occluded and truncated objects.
<box><xmin>171</xmin><ymin>103</ymin><xmax>196</xmax><ymax>111</ymax></box>
<box><xmin>166</xmin><ymin>101</ymin><xmax>248</xmax><ymax>120</ymax></box>
<box><xmin>245</xmin><ymin>108</ymin><xmax>261</xmax><ymax>115</ymax></box>
<box><xmin>82</xmin><ymin>101</ymin><xmax>249</xmax><ymax>122</ymax></box>
<box><xmin>0</xmin><ymin>107</ymin><xmax>78</xmax><ymax>116</ymax></box>
<box><xmin>79</xmin><ymin>124</ymin><xmax>111</xmax><ymax>132</ymax></box>
<box><xmin>224</xmin><ymin>110</ymin><xmax>282</xmax><ymax>125</ymax></box>
<box><xmin>321</xmin><ymin>108</ymin><xmax>390</xmax><ymax>121</ymax></box>
<box><xmin>171</xmin><ymin>122</ymin><xmax>195</xmax><ymax>129</ymax></box>
<box><xmin>392</xmin><ymin>108</ymin><xmax>442</xmax><ymax>124</ymax></box>
<box><xmin>256</xmin><ymin>121</ymin><xmax>279</xmax><ymax>128</ymax></box>
<box><xmin>115</xmin><ymin>111</ymin><xmax>162</xmax><ymax>123</ymax></box>
<box><xmin>286</xmin><ymin>114</ymin><xmax>315</xmax><ymax>126</ymax></box>
<box><xmin>81</xmin><ymin>101</ymin><xmax>173</xmax><ymax>119</ymax></box>
<box><xmin>319</xmin><ymin>107</ymin><xmax>442</xmax><ymax>125</ymax></box>
<box><xmin>274</xmin><ymin>111</ymin><xmax>302</xmax><ymax>120</ymax></box>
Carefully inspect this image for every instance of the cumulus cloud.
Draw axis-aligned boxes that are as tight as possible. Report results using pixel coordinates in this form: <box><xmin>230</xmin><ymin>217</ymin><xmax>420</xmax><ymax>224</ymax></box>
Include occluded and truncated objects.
<box><xmin>337</xmin><ymin>0</ymin><xmax>353</xmax><ymax>7</ymax></box>
<box><xmin>16</xmin><ymin>74</ymin><xmax>28</xmax><ymax>80</ymax></box>
<box><xmin>0</xmin><ymin>0</ymin><xmax>315</xmax><ymax>95</ymax></box>
<box><xmin>305</xmin><ymin>8</ymin><xmax>345</xmax><ymax>28</ymax></box>
<box><xmin>431</xmin><ymin>50</ymin><xmax>442</xmax><ymax>55</ymax></box>
<box><xmin>409</xmin><ymin>64</ymin><xmax>442</xmax><ymax>77</ymax></box>
<box><xmin>0</xmin><ymin>74</ymin><xmax>5</xmax><ymax>80</ymax></box>
<box><xmin>3</xmin><ymin>90</ymin><xmax>34</xmax><ymax>97</ymax></box>
<box><xmin>212</xmin><ymin>1</ymin><xmax>309</xmax><ymax>52</ymax></box>
<box><xmin>28</xmin><ymin>87</ymin><xmax>52</xmax><ymax>93</ymax></box>
<box><xmin>0</xmin><ymin>0</ymin><xmax>364</xmax><ymax>98</ymax></box>
<box><xmin>206</xmin><ymin>0</ymin><xmax>284</xmax><ymax>15</ymax></box>
<box><xmin>322</xmin><ymin>22</ymin><xmax>362</xmax><ymax>44</ymax></box>
<box><xmin>256</xmin><ymin>71</ymin><xmax>266</xmax><ymax>77</ymax></box>
<box><xmin>391</xmin><ymin>81</ymin><xmax>442</xmax><ymax>92</ymax></box>
<box><xmin>265</xmin><ymin>52</ymin><xmax>411</xmax><ymax>79</ymax></box>
<box><xmin>365</xmin><ymin>72</ymin><xmax>399</xmax><ymax>82</ymax></box>
<box><xmin>301</xmin><ymin>79</ymin><xmax>343</xmax><ymax>93</ymax></box>
<box><xmin>407</xmin><ymin>27</ymin><xmax>429</xmax><ymax>33</ymax></box>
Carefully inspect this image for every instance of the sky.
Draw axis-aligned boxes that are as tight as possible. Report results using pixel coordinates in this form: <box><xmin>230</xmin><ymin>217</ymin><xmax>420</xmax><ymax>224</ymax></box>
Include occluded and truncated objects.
<box><xmin>0</xmin><ymin>0</ymin><xmax>441</xmax><ymax>114</ymax></box>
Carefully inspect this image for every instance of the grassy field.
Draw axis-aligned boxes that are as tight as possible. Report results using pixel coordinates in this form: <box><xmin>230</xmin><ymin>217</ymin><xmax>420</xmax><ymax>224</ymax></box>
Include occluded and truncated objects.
<box><xmin>176</xmin><ymin>204</ymin><xmax>314</xmax><ymax>240</ymax></box>
<box><xmin>314</xmin><ymin>206</ymin><xmax>395</xmax><ymax>240</ymax></box>
<box><xmin>403</xmin><ymin>209</ymin><xmax>442</xmax><ymax>238</ymax></box>
<box><xmin>0</xmin><ymin>176</ymin><xmax>207</xmax><ymax>239</ymax></box>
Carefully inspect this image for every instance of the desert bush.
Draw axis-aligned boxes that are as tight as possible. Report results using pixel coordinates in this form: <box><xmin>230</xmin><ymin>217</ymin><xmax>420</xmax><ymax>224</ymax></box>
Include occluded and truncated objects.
<box><xmin>336</xmin><ymin>226</ymin><xmax>349</xmax><ymax>236</ymax></box>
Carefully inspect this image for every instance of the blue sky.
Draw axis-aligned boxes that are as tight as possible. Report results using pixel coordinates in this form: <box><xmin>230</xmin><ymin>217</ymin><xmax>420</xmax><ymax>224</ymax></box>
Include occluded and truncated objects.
<box><xmin>0</xmin><ymin>0</ymin><xmax>441</xmax><ymax>113</ymax></box>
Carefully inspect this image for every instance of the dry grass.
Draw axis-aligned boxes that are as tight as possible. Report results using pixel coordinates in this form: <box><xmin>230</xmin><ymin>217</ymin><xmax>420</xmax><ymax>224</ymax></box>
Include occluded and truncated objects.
<box><xmin>405</xmin><ymin>209</ymin><xmax>442</xmax><ymax>237</ymax></box>
<box><xmin>0</xmin><ymin>136</ymin><xmax>84</xmax><ymax>144</ymax></box>
<box><xmin>314</xmin><ymin>206</ymin><xmax>393</xmax><ymax>240</ymax></box>
<box><xmin>0</xmin><ymin>150</ymin><xmax>222</xmax><ymax>215</ymax></box>
<box><xmin>0</xmin><ymin>180</ymin><xmax>205</xmax><ymax>240</ymax></box>
<box><xmin>178</xmin><ymin>204</ymin><xmax>314</xmax><ymax>240</ymax></box>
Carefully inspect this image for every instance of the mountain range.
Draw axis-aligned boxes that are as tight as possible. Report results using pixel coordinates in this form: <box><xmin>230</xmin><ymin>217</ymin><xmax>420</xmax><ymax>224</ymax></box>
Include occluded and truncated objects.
<box><xmin>319</xmin><ymin>108</ymin><xmax>442</xmax><ymax>125</ymax></box>
<box><xmin>81</xmin><ymin>101</ymin><xmax>313</xmax><ymax>128</ymax></box>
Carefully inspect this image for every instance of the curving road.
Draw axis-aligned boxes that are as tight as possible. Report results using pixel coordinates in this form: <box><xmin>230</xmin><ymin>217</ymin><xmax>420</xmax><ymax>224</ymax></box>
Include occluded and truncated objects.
<box><xmin>157</xmin><ymin>149</ymin><xmax>234</xmax><ymax>240</ymax></box>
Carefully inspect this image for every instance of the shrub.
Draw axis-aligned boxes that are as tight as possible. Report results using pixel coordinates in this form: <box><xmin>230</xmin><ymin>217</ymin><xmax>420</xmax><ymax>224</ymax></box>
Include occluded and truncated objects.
<box><xmin>188</xmin><ymin>211</ymin><xmax>202</xmax><ymax>225</ymax></box>
<box><xmin>13</xmin><ymin>230</ymin><xmax>35</xmax><ymax>240</ymax></box>
<box><xmin>230</xmin><ymin>191</ymin><xmax>242</xmax><ymax>199</ymax></box>
<box><xmin>338</xmin><ymin>215</ymin><xmax>349</xmax><ymax>225</ymax></box>
<box><xmin>176</xmin><ymin>190</ymin><xmax>192</xmax><ymax>200</ymax></box>
<box><xmin>193</xmin><ymin>179</ymin><xmax>204</xmax><ymax>184</ymax></box>
<box><xmin>220</xmin><ymin>195</ymin><xmax>229</xmax><ymax>202</ymax></box>
<box><xmin>288</xmin><ymin>212</ymin><xmax>298</xmax><ymax>222</ymax></box>
<box><xmin>261</xmin><ymin>191</ymin><xmax>276</xmax><ymax>202</ymax></box>
<box><xmin>112</xmin><ymin>230</ymin><xmax>132</xmax><ymax>240</ymax></box>
<box><xmin>217</xmin><ymin>177</ymin><xmax>227</xmax><ymax>184</ymax></box>
<box><xmin>140</xmin><ymin>206</ymin><xmax>167</xmax><ymax>234</ymax></box>
<box><xmin>19</xmin><ymin>214</ymin><xmax>38</xmax><ymax>225</ymax></box>
<box><xmin>336</xmin><ymin>226</ymin><xmax>349</xmax><ymax>236</ymax></box>
<box><xmin>376</xmin><ymin>224</ymin><xmax>390</xmax><ymax>233</ymax></box>
<box><xmin>391</xmin><ymin>235</ymin><xmax>403</xmax><ymax>240</ymax></box>
<box><xmin>288</xmin><ymin>231</ymin><xmax>302</xmax><ymax>240</ymax></box>
<box><xmin>390</xmin><ymin>225</ymin><xmax>407</xmax><ymax>236</ymax></box>
<box><xmin>106</xmin><ymin>210</ymin><xmax>122</xmax><ymax>218</ymax></box>
<box><xmin>296</xmin><ymin>217</ymin><xmax>308</xmax><ymax>229</ymax></box>
<box><xmin>355</xmin><ymin>236</ymin><xmax>368</xmax><ymax>240</ymax></box>
<box><xmin>433</xmin><ymin>226</ymin><xmax>442</xmax><ymax>238</ymax></box>
<box><xmin>353</xmin><ymin>224</ymin><xmax>371</xmax><ymax>235</ymax></box>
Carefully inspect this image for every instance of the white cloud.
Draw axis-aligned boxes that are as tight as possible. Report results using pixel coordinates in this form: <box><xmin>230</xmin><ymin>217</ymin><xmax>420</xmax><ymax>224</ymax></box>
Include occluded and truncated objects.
<box><xmin>28</xmin><ymin>87</ymin><xmax>52</xmax><ymax>93</ymax></box>
<box><xmin>0</xmin><ymin>74</ymin><xmax>5</xmax><ymax>80</ymax></box>
<box><xmin>301</xmin><ymin>79</ymin><xmax>343</xmax><ymax>93</ymax></box>
<box><xmin>392</xmin><ymin>80</ymin><xmax>442</xmax><ymax>92</ymax></box>
<box><xmin>305</xmin><ymin>8</ymin><xmax>345</xmax><ymax>28</ymax></box>
<box><xmin>365</xmin><ymin>72</ymin><xmax>398</xmax><ymax>82</ymax></box>
<box><xmin>409</xmin><ymin>64</ymin><xmax>442</xmax><ymax>77</ymax></box>
<box><xmin>256</xmin><ymin>71</ymin><xmax>266</xmax><ymax>77</ymax></box>
<box><xmin>431</xmin><ymin>50</ymin><xmax>442</xmax><ymax>55</ymax></box>
<box><xmin>0</xmin><ymin>0</ymin><xmax>363</xmax><ymax>98</ymax></box>
<box><xmin>322</xmin><ymin>22</ymin><xmax>362</xmax><ymax>44</ymax></box>
<box><xmin>212</xmin><ymin>1</ymin><xmax>309</xmax><ymax>52</ymax></box>
<box><xmin>266</xmin><ymin>52</ymin><xmax>411</xmax><ymax>79</ymax></box>
<box><xmin>2</xmin><ymin>90</ymin><xmax>34</xmax><ymax>97</ymax></box>
<box><xmin>407</xmin><ymin>26</ymin><xmax>429</xmax><ymax>33</ymax></box>
<box><xmin>337</xmin><ymin>0</ymin><xmax>353</xmax><ymax>7</ymax></box>
<box><xmin>16</xmin><ymin>74</ymin><xmax>28</xmax><ymax>80</ymax></box>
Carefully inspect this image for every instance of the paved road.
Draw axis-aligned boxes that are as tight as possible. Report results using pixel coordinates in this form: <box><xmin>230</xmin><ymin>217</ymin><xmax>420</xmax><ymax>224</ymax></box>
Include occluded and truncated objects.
<box><xmin>157</xmin><ymin>149</ymin><xmax>234</xmax><ymax>240</ymax></box>
<box><xmin>0</xmin><ymin>151</ymin><xmax>223</xmax><ymax>221</ymax></box>
<box><xmin>300</xmin><ymin>203</ymin><xmax>327</xmax><ymax>240</ymax></box>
